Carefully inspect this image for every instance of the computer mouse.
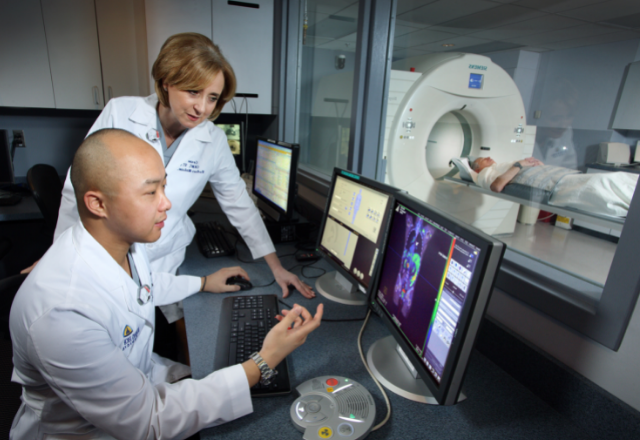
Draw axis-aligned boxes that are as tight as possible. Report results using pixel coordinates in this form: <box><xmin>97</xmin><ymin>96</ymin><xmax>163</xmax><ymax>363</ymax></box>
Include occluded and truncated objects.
<box><xmin>226</xmin><ymin>275</ymin><xmax>253</xmax><ymax>291</ymax></box>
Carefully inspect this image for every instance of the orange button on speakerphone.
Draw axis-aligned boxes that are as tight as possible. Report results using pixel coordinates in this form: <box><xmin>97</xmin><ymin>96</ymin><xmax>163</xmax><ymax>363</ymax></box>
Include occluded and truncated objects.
<box><xmin>326</xmin><ymin>378</ymin><xmax>339</xmax><ymax>387</ymax></box>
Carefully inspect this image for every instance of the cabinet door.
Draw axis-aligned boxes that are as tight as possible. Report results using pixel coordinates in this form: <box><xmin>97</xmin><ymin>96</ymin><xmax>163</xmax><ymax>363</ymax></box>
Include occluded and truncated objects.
<box><xmin>95</xmin><ymin>0</ymin><xmax>149</xmax><ymax>102</ymax></box>
<box><xmin>41</xmin><ymin>0</ymin><xmax>104</xmax><ymax>109</ymax></box>
<box><xmin>212</xmin><ymin>0</ymin><xmax>274</xmax><ymax>115</ymax></box>
<box><xmin>145</xmin><ymin>0</ymin><xmax>212</xmax><ymax>88</ymax></box>
<box><xmin>0</xmin><ymin>0</ymin><xmax>55</xmax><ymax>108</ymax></box>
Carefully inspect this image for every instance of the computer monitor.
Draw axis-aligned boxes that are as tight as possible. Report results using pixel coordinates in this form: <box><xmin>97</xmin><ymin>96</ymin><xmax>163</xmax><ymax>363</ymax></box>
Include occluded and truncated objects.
<box><xmin>315</xmin><ymin>168</ymin><xmax>396</xmax><ymax>305</ymax></box>
<box><xmin>252</xmin><ymin>138</ymin><xmax>300</xmax><ymax>222</ymax></box>
<box><xmin>367</xmin><ymin>192</ymin><xmax>505</xmax><ymax>405</ymax></box>
<box><xmin>0</xmin><ymin>130</ymin><xmax>14</xmax><ymax>185</ymax></box>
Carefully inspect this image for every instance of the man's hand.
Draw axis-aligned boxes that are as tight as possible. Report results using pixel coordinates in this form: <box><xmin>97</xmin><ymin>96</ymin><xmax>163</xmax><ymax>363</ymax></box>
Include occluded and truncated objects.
<box><xmin>202</xmin><ymin>266</ymin><xmax>250</xmax><ymax>293</ymax></box>
<box><xmin>520</xmin><ymin>157</ymin><xmax>543</xmax><ymax>167</ymax></box>
<box><xmin>264</xmin><ymin>252</ymin><xmax>315</xmax><ymax>299</ymax></box>
<box><xmin>241</xmin><ymin>303</ymin><xmax>323</xmax><ymax>387</ymax></box>
<box><xmin>261</xmin><ymin>303</ymin><xmax>324</xmax><ymax>369</ymax></box>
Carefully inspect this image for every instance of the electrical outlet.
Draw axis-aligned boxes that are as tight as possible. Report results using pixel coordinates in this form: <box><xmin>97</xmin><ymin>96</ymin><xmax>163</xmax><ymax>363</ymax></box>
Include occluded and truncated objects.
<box><xmin>12</xmin><ymin>130</ymin><xmax>25</xmax><ymax>149</ymax></box>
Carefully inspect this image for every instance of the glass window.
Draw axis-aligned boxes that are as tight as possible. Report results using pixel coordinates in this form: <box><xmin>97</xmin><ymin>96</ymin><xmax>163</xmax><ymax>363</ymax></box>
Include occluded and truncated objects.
<box><xmin>297</xmin><ymin>0</ymin><xmax>360</xmax><ymax>175</ymax></box>
<box><xmin>381</xmin><ymin>0</ymin><xmax>640</xmax><ymax>306</ymax></box>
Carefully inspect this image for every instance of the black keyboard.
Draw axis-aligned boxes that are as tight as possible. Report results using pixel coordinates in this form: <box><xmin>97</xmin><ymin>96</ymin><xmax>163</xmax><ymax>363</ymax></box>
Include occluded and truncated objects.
<box><xmin>214</xmin><ymin>294</ymin><xmax>291</xmax><ymax>396</ymax></box>
<box><xmin>195</xmin><ymin>221</ymin><xmax>234</xmax><ymax>258</ymax></box>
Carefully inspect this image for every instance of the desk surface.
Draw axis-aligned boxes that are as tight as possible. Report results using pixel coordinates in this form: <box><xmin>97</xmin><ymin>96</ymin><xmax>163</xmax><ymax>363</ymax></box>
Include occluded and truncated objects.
<box><xmin>0</xmin><ymin>194</ymin><xmax>42</xmax><ymax>222</ymax></box>
<box><xmin>181</xmin><ymin>211</ymin><xmax>591</xmax><ymax>440</ymax></box>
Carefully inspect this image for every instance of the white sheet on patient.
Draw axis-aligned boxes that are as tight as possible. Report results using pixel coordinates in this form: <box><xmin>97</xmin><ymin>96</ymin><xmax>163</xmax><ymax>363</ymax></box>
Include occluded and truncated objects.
<box><xmin>549</xmin><ymin>172</ymin><xmax>638</xmax><ymax>218</ymax></box>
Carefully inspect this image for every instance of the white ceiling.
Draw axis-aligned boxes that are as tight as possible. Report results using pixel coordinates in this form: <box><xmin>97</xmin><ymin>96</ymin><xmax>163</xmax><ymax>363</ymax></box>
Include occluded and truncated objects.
<box><xmin>304</xmin><ymin>0</ymin><xmax>640</xmax><ymax>59</ymax></box>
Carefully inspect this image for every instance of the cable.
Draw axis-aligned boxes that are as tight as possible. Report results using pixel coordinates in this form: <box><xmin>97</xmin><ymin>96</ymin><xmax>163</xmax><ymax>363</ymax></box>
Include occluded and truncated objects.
<box><xmin>301</xmin><ymin>263</ymin><xmax>325</xmax><ymax>279</ymax></box>
<box><xmin>358</xmin><ymin>309</ymin><xmax>392</xmax><ymax>431</ymax></box>
<box><xmin>276</xmin><ymin>299</ymin><xmax>366</xmax><ymax>322</ymax></box>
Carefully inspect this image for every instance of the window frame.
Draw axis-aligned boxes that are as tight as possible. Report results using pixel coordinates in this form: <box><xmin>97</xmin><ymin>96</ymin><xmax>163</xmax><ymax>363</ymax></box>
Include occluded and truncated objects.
<box><xmin>279</xmin><ymin>0</ymin><xmax>640</xmax><ymax>350</ymax></box>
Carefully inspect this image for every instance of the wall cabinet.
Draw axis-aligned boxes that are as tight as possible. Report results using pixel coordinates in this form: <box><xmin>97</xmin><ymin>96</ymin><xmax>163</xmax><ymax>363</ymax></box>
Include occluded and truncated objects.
<box><xmin>145</xmin><ymin>0</ymin><xmax>274</xmax><ymax>114</ymax></box>
<box><xmin>41</xmin><ymin>0</ymin><xmax>104</xmax><ymax>110</ymax></box>
<box><xmin>1</xmin><ymin>0</ymin><xmax>147</xmax><ymax>110</ymax></box>
<box><xmin>0</xmin><ymin>0</ymin><xmax>56</xmax><ymax>108</ymax></box>
<box><xmin>95</xmin><ymin>0</ymin><xmax>150</xmax><ymax>103</ymax></box>
<box><xmin>212</xmin><ymin>0</ymin><xmax>274</xmax><ymax>115</ymax></box>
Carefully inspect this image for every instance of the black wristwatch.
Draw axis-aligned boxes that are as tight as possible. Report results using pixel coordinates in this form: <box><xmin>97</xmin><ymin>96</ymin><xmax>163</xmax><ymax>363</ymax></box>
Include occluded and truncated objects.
<box><xmin>513</xmin><ymin>162</ymin><xmax>523</xmax><ymax>169</ymax></box>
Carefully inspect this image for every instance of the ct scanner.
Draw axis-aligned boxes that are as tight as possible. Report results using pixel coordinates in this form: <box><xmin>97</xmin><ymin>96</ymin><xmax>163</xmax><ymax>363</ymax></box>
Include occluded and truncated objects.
<box><xmin>383</xmin><ymin>53</ymin><xmax>536</xmax><ymax>235</ymax></box>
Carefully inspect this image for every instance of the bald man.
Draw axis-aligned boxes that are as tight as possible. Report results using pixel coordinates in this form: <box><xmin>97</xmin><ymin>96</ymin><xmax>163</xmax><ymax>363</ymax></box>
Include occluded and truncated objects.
<box><xmin>9</xmin><ymin>129</ymin><xmax>323</xmax><ymax>440</ymax></box>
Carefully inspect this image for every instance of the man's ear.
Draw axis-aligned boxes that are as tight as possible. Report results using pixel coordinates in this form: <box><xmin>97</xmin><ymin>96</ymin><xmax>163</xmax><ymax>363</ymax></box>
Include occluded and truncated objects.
<box><xmin>84</xmin><ymin>190</ymin><xmax>108</xmax><ymax>218</ymax></box>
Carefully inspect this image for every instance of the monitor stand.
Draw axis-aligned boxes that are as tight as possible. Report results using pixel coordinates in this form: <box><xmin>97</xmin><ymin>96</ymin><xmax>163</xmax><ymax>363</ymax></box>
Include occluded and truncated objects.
<box><xmin>315</xmin><ymin>271</ymin><xmax>367</xmax><ymax>306</ymax></box>
<box><xmin>257</xmin><ymin>199</ymin><xmax>286</xmax><ymax>222</ymax></box>
<box><xmin>366</xmin><ymin>335</ymin><xmax>466</xmax><ymax>405</ymax></box>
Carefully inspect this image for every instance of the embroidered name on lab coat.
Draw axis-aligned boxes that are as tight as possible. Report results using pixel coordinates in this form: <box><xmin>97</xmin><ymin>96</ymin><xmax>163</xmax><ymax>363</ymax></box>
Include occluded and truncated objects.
<box><xmin>178</xmin><ymin>160</ymin><xmax>205</xmax><ymax>174</ymax></box>
<box><xmin>123</xmin><ymin>327</ymin><xmax>141</xmax><ymax>351</ymax></box>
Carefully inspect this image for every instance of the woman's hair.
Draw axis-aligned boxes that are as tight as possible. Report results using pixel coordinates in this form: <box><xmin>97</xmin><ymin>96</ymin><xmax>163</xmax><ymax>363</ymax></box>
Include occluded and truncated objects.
<box><xmin>152</xmin><ymin>33</ymin><xmax>236</xmax><ymax>121</ymax></box>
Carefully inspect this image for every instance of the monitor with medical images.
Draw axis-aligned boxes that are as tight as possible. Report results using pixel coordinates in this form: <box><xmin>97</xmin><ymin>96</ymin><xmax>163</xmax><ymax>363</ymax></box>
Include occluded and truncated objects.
<box><xmin>315</xmin><ymin>169</ymin><xmax>395</xmax><ymax>306</ymax></box>
<box><xmin>252</xmin><ymin>138</ymin><xmax>300</xmax><ymax>222</ymax></box>
<box><xmin>366</xmin><ymin>191</ymin><xmax>505</xmax><ymax>405</ymax></box>
<box><xmin>215</xmin><ymin>123</ymin><xmax>242</xmax><ymax>156</ymax></box>
<box><xmin>0</xmin><ymin>129</ymin><xmax>14</xmax><ymax>185</ymax></box>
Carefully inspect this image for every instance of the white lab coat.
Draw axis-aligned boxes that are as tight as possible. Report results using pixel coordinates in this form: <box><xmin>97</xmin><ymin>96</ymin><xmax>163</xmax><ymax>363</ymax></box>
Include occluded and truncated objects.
<box><xmin>54</xmin><ymin>94</ymin><xmax>275</xmax><ymax>274</ymax></box>
<box><xmin>10</xmin><ymin>221</ymin><xmax>253</xmax><ymax>439</ymax></box>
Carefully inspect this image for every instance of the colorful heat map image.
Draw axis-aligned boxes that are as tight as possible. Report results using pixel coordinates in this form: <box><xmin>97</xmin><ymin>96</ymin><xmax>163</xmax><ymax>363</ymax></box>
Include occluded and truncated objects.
<box><xmin>377</xmin><ymin>207</ymin><xmax>453</xmax><ymax>356</ymax></box>
<box><xmin>393</xmin><ymin>215</ymin><xmax>434</xmax><ymax>318</ymax></box>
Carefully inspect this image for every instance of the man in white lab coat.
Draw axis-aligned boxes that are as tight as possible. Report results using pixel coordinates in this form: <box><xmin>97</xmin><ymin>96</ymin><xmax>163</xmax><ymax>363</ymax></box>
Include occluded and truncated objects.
<box><xmin>9</xmin><ymin>128</ymin><xmax>323</xmax><ymax>440</ymax></box>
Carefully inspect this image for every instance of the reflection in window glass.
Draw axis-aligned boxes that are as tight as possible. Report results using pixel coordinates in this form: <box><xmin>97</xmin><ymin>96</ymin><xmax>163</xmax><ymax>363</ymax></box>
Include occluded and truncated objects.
<box><xmin>382</xmin><ymin>0</ymin><xmax>640</xmax><ymax>292</ymax></box>
<box><xmin>297</xmin><ymin>0</ymin><xmax>360</xmax><ymax>175</ymax></box>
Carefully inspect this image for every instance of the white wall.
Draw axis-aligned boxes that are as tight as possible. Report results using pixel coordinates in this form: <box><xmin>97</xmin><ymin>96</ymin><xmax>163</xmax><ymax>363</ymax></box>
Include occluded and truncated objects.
<box><xmin>489</xmin><ymin>49</ymin><xmax>540</xmax><ymax>122</ymax></box>
<box><xmin>487</xmin><ymin>289</ymin><xmax>640</xmax><ymax>411</ymax></box>
<box><xmin>532</xmin><ymin>39</ymin><xmax>640</xmax><ymax>131</ymax></box>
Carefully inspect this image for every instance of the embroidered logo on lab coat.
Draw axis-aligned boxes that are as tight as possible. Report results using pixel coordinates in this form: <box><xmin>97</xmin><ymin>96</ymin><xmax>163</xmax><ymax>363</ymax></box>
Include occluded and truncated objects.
<box><xmin>178</xmin><ymin>160</ymin><xmax>205</xmax><ymax>174</ymax></box>
<box><xmin>123</xmin><ymin>327</ymin><xmax>141</xmax><ymax>351</ymax></box>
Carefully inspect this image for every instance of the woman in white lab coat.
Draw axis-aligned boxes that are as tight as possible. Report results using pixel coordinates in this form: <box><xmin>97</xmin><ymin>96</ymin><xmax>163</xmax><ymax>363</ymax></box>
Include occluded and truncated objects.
<box><xmin>52</xmin><ymin>33</ymin><xmax>314</xmax><ymax>324</ymax></box>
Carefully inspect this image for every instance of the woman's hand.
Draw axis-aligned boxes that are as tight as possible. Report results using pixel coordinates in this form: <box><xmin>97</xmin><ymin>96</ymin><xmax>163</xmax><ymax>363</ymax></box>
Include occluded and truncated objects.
<box><xmin>202</xmin><ymin>266</ymin><xmax>250</xmax><ymax>293</ymax></box>
<box><xmin>273</xmin><ymin>265</ymin><xmax>315</xmax><ymax>299</ymax></box>
<box><xmin>264</xmin><ymin>253</ymin><xmax>315</xmax><ymax>299</ymax></box>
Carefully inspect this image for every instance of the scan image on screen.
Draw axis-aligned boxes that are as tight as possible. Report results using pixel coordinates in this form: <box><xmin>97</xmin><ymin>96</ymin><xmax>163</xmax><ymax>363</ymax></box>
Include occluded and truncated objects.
<box><xmin>216</xmin><ymin>123</ymin><xmax>241</xmax><ymax>155</ymax></box>
<box><xmin>376</xmin><ymin>203</ymin><xmax>481</xmax><ymax>384</ymax></box>
<box><xmin>328</xmin><ymin>177</ymin><xmax>388</xmax><ymax>243</ymax></box>
<box><xmin>254</xmin><ymin>140</ymin><xmax>293</xmax><ymax>212</ymax></box>
<box><xmin>320</xmin><ymin>217</ymin><xmax>359</xmax><ymax>269</ymax></box>
<box><xmin>318</xmin><ymin>175</ymin><xmax>391</xmax><ymax>288</ymax></box>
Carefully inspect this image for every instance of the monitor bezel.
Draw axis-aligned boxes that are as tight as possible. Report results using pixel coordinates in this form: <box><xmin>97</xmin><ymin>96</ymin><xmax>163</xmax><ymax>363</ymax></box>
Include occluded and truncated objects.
<box><xmin>0</xmin><ymin>130</ymin><xmax>14</xmax><ymax>185</ymax></box>
<box><xmin>315</xmin><ymin>167</ymin><xmax>397</xmax><ymax>295</ymax></box>
<box><xmin>368</xmin><ymin>191</ymin><xmax>505</xmax><ymax>405</ymax></box>
<box><xmin>252</xmin><ymin>137</ymin><xmax>300</xmax><ymax>220</ymax></box>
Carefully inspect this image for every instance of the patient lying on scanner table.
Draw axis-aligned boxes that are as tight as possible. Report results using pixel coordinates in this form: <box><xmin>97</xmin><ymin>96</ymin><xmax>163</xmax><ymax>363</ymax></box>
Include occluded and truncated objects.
<box><xmin>466</xmin><ymin>157</ymin><xmax>638</xmax><ymax>218</ymax></box>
